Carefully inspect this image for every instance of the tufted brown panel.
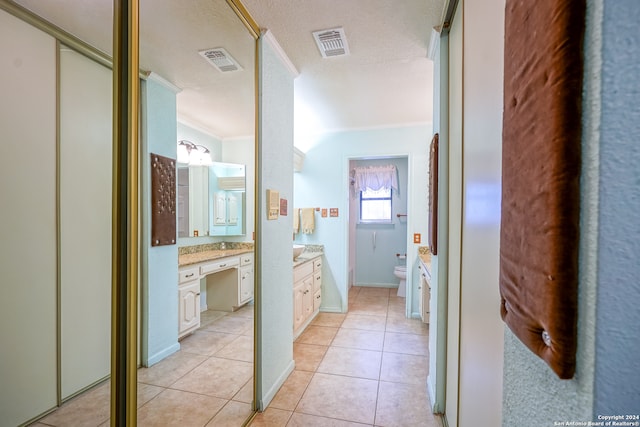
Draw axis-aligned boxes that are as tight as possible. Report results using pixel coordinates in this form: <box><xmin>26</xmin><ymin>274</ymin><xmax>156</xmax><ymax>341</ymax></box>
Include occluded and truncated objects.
<box><xmin>500</xmin><ymin>0</ymin><xmax>585</xmax><ymax>379</ymax></box>
<box><xmin>151</xmin><ymin>153</ymin><xmax>177</xmax><ymax>247</ymax></box>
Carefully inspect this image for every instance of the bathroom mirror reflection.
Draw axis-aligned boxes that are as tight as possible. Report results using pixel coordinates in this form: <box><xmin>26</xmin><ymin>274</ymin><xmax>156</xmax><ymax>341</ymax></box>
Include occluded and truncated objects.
<box><xmin>177</xmin><ymin>162</ymin><xmax>247</xmax><ymax>238</ymax></box>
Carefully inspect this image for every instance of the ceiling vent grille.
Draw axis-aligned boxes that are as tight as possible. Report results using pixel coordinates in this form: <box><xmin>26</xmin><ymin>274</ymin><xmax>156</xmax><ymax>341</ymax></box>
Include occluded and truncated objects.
<box><xmin>312</xmin><ymin>27</ymin><xmax>350</xmax><ymax>58</ymax></box>
<box><xmin>198</xmin><ymin>47</ymin><xmax>242</xmax><ymax>72</ymax></box>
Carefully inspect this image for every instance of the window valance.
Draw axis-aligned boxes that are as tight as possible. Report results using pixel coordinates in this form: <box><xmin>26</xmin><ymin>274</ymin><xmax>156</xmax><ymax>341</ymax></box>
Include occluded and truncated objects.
<box><xmin>352</xmin><ymin>165</ymin><xmax>398</xmax><ymax>193</ymax></box>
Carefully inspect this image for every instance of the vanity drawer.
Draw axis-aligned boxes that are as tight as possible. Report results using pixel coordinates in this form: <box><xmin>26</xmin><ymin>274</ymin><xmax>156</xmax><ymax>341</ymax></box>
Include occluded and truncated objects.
<box><xmin>313</xmin><ymin>271</ymin><xmax>322</xmax><ymax>293</ymax></box>
<box><xmin>200</xmin><ymin>256</ymin><xmax>239</xmax><ymax>275</ymax></box>
<box><xmin>240</xmin><ymin>253</ymin><xmax>254</xmax><ymax>266</ymax></box>
<box><xmin>179</xmin><ymin>267</ymin><xmax>199</xmax><ymax>284</ymax></box>
<box><xmin>294</xmin><ymin>261</ymin><xmax>314</xmax><ymax>283</ymax></box>
<box><xmin>313</xmin><ymin>258</ymin><xmax>322</xmax><ymax>271</ymax></box>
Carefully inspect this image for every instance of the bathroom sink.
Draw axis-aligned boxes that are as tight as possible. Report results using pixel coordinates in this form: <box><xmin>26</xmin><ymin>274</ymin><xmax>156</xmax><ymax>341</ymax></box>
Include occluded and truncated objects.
<box><xmin>293</xmin><ymin>244</ymin><xmax>305</xmax><ymax>260</ymax></box>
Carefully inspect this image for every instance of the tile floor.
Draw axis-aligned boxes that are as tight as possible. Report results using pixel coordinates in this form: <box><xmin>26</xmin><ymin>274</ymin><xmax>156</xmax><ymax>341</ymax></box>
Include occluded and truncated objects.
<box><xmin>250</xmin><ymin>286</ymin><xmax>440</xmax><ymax>427</ymax></box>
<box><xmin>33</xmin><ymin>304</ymin><xmax>255</xmax><ymax>427</ymax></box>
<box><xmin>31</xmin><ymin>287</ymin><xmax>440</xmax><ymax>427</ymax></box>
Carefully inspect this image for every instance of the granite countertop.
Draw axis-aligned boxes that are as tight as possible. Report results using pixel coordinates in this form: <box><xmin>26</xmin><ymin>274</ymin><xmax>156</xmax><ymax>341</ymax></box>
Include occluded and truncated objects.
<box><xmin>293</xmin><ymin>252</ymin><xmax>322</xmax><ymax>268</ymax></box>
<box><xmin>178</xmin><ymin>248</ymin><xmax>253</xmax><ymax>267</ymax></box>
<box><xmin>293</xmin><ymin>244</ymin><xmax>324</xmax><ymax>268</ymax></box>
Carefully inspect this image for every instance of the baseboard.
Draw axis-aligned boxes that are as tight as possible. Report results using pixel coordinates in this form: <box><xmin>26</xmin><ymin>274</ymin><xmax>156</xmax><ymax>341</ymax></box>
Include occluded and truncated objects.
<box><xmin>258</xmin><ymin>358</ymin><xmax>295</xmax><ymax>411</ymax></box>
<box><xmin>354</xmin><ymin>283</ymin><xmax>398</xmax><ymax>289</ymax></box>
<box><xmin>319</xmin><ymin>306</ymin><xmax>344</xmax><ymax>313</ymax></box>
<box><xmin>145</xmin><ymin>342</ymin><xmax>180</xmax><ymax>367</ymax></box>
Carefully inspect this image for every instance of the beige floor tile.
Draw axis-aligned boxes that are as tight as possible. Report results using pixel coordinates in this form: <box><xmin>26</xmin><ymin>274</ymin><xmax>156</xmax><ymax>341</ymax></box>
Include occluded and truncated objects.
<box><xmin>348</xmin><ymin>302</ymin><xmax>388</xmax><ymax>316</ymax></box>
<box><xmin>357</xmin><ymin>287</ymin><xmax>391</xmax><ymax>298</ymax></box>
<box><xmin>200</xmin><ymin>309</ymin><xmax>228</xmax><ymax>327</ymax></box>
<box><xmin>388</xmin><ymin>295</ymin><xmax>405</xmax><ymax>305</ymax></box>
<box><xmin>179</xmin><ymin>330</ymin><xmax>238</xmax><ymax>356</ymax></box>
<box><xmin>380</xmin><ymin>352</ymin><xmax>429</xmax><ymax>385</ymax></box>
<box><xmin>293</xmin><ymin>343</ymin><xmax>328</xmax><ymax>372</ymax></box>
<box><xmin>137</xmin><ymin>351</ymin><xmax>207</xmax><ymax>387</ymax></box>
<box><xmin>341</xmin><ymin>313</ymin><xmax>386</xmax><ymax>331</ymax></box>
<box><xmin>228</xmin><ymin>304</ymin><xmax>254</xmax><ymax>319</ymax></box>
<box><xmin>332</xmin><ymin>328</ymin><xmax>385</xmax><ymax>351</ymax></box>
<box><xmin>348</xmin><ymin>286</ymin><xmax>361</xmax><ymax>298</ymax></box>
<box><xmin>353</xmin><ymin>296</ymin><xmax>389</xmax><ymax>307</ymax></box>
<box><xmin>137</xmin><ymin>383</ymin><xmax>164</xmax><ymax>407</ymax></box>
<box><xmin>317</xmin><ymin>347</ymin><xmax>382</xmax><ymax>380</ymax></box>
<box><xmin>203</xmin><ymin>315</ymin><xmax>253</xmax><ymax>335</ymax></box>
<box><xmin>171</xmin><ymin>357</ymin><xmax>253</xmax><ymax>399</ymax></box>
<box><xmin>296</xmin><ymin>373</ymin><xmax>378</xmax><ymax>425</ymax></box>
<box><xmin>136</xmin><ymin>388</ymin><xmax>226</xmax><ymax>426</ymax></box>
<box><xmin>215</xmin><ymin>335</ymin><xmax>254</xmax><ymax>362</ymax></box>
<box><xmin>242</xmin><ymin>323</ymin><xmax>255</xmax><ymax>337</ymax></box>
<box><xmin>205</xmin><ymin>401</ymin><xmax>254</xmax><ymax>427</ymax></box>
<box><xmin>39</xmin><ymin>380</ymin><xmax>110</xmax><ymax>427</ymax></box>
<box><xmin>383</xmin><ymin>332</ymin><xmax>429</xmax><ymax>356</ymax></box>
<box><xmin>385</xmin><ymin>315</ymin><xmax>429</xmax><ymax>335</ymax></box>
<box><xmin>232</xmin><ymin>377</ymin><xmax>255</xmax><ymax>404</ymax></box>
<box><xmin>295</xmin><ymin>325</ymin><xmax>338</xmax><ymax>346</ymax></box>
<box><xmin>311</xmin><ymin>312</ymin><xmax>346</xmax><ymax>328</ymax></box>
<box><xmin>386</xmin><ymin>303</ymin><xmax>408</xmax><ymax>318</ymax></box>
<box><xmin>287</xmin><ymin>412</ymin><xmax>372</xmax><ymax>426</ymax></box>
<box><xmin>270</xmin><ymin>370</ymin><xmax>314</xmax><ymax>411</ymax></box>
<box><xmin>375</xmin><ymin>381</ymin><xmax>437</xmax><ymax>427</ymax></box>
<box><xmin>250</xmin><ymin>407</ymin><xmax>292</xmax><ymax>426</ymax></box>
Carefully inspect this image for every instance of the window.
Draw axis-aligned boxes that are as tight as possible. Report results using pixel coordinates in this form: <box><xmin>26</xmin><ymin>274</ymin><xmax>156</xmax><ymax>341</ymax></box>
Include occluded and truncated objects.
<box><xmin>360</xmin><ymin>187</ymin><xmax>392</xmax><ymax>222</ymax></box>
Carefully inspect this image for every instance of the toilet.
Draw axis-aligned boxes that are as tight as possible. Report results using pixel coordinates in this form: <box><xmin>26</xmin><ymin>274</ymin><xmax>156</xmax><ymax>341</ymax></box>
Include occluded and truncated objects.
<box><xmin>394</xmin><ymin>265</ymin><xmax>407</xmax><ymax>297</ymax></box>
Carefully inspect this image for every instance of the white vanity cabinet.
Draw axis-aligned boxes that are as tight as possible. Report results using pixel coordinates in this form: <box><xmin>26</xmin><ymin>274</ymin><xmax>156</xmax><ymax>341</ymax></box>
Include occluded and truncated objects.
<box><xmin>178</xmin><ymin>267</ymin><xmax>201</xmax><ymax>338</ymax></box>
<box><xmin>418</xmin><ymin>261</ymin><xmax>431</xmax><ymax>324</ymax></box>
<box><xmin>239</xmin><ymin>253</ymin><xmax>254</xmax><ymax>305</ymax></box>
<box><xmin>178</xmin><ymin>251</ymin><xmax>254</xmax><ymax>339</ymax></box>
<box><xmin>293</xmin><ymin>255</ymin><xmax>322</xmax><ymax>337</ymax></box>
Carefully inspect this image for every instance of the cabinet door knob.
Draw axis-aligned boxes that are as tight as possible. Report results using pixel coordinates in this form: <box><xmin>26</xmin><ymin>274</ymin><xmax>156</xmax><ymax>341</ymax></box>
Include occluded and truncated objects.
<box><xmin>185</xmin><ymin>273</ymin><xmax>194</xmax><ymax>278</ymax></box>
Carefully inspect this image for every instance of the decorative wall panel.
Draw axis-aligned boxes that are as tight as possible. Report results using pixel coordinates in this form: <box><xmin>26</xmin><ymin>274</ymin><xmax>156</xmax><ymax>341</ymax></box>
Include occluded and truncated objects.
<box><xmin>151</xmin><ymin>153</ymin><xmax>176</xmax><ymax>246</ymax></box>
<box><xmin>500</xmin><ymin>0</ymin><xmax>585</xmax><ymax>379</ymax></box>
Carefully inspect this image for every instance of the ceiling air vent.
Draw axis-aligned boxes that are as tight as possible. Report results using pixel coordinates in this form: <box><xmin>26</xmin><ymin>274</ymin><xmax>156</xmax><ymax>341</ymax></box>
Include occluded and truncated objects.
<box><xmin>198</xmin><ymin>47</ymin><xmax>242</xmax><ymax>72</ymax></box>
<box><xmin>312</xmin><ymin>27</ymin><xmax>350</xmax><ymax>58</ymax></box>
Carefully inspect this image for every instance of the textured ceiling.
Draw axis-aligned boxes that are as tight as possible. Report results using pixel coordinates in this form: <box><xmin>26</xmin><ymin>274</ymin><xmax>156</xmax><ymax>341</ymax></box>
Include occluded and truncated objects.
<box><xmin>243</xmin><ymin>0</ymin><xmax>445</xmax><ymax>136</ymax></box>
<box><xmin>12</xmin><ymin>0</ymin><xmax>446</xmax><ymax>141</ymax></box>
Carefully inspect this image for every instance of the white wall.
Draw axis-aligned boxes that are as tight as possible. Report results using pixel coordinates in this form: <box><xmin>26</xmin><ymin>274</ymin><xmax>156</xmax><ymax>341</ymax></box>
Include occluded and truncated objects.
<box><xmin>445</xmin><ymin>7</ymin><xmax>463</xmax><ymax>424</ymax></box>
<box><xmin>443</xmin><ymin>0</ymin><xmax>506</xmax><ymax>425</ymax></box>
<box><xmin>0</xmin><ymin>9</ymin><xmax>58</xmax><ymax>426</ymax></box>
<box><xmin>458</xmin><ymin>0</ymin><xmax>505</xmax><ymax>424</ymax></box>
<box><xmin>293</xmin><ymin>125</ymin><xmax>430</xmax><ymax>316</ymax></box>
<box><xmin>256</xmin><ymin>31</ymin><xmax>296</xmax><ymax>409</ymax></box>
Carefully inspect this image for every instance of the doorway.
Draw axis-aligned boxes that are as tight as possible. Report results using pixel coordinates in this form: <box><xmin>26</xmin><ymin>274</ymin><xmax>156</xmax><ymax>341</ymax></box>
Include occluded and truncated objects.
<box><xmin>348</xmin><ymin>157</ymin><xmax>410</xmax><ymax>314</ymax></box>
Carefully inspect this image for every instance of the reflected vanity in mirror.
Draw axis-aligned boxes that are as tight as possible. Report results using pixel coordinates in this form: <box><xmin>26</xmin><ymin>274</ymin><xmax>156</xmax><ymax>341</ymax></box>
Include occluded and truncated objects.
<box><xmin>177</xmin><ymin>161</ymin><xmax>246</xmax><ymax>237</ymax></box>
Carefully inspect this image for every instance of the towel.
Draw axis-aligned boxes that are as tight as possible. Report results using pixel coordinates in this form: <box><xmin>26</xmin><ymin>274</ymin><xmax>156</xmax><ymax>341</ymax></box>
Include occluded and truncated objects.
<box><xmin>293</xmin><ymin>208</ymin><xmax>300</xmax><ymax>233</ymax></box>
<box><xmin>301</xmin><ymin>208</ymin><xmax>315</xmax><ymax>234</ymax></box>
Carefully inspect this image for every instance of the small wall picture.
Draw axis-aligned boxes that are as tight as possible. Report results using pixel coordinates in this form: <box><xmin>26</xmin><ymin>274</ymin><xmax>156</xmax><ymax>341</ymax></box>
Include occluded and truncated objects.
<box><xmin>280</xmin><ymin>198</ymin><xmax>288</xmax><ymax>216</ymax></box>
<box><xmin>330</xmin><ymin>208</ymin><xmax>339</xmax><ymax>217</ymax></box>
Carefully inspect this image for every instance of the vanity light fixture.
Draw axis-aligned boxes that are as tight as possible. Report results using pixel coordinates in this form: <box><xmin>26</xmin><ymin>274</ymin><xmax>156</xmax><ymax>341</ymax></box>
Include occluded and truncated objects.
<box><xmin>177</xmin><ymin>140</ymin><xmax>213</xmax><ymax>166</ymax></box>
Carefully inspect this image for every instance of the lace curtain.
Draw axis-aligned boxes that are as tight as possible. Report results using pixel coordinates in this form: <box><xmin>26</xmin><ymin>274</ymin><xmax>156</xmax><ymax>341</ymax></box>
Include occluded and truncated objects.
<box><xmin>352</xmin><ymin>165</ymin><xmax>398</xmax><ymax>194</ymax></box>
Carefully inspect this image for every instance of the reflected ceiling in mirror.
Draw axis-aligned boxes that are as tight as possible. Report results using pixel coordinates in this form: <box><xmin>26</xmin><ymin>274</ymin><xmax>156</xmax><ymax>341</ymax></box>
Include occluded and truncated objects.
<box><xmin>14</xmin><ymin>0</ymin><xmax>255</xmax><ymax>140</ymax></box>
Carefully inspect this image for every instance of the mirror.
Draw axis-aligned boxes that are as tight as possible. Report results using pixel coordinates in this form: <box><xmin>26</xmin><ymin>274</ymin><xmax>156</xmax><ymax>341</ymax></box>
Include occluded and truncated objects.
<box><xmin>177</xmin><ymin>162</ymin><xmax>246</xmax><ymax>237</ymax></box>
